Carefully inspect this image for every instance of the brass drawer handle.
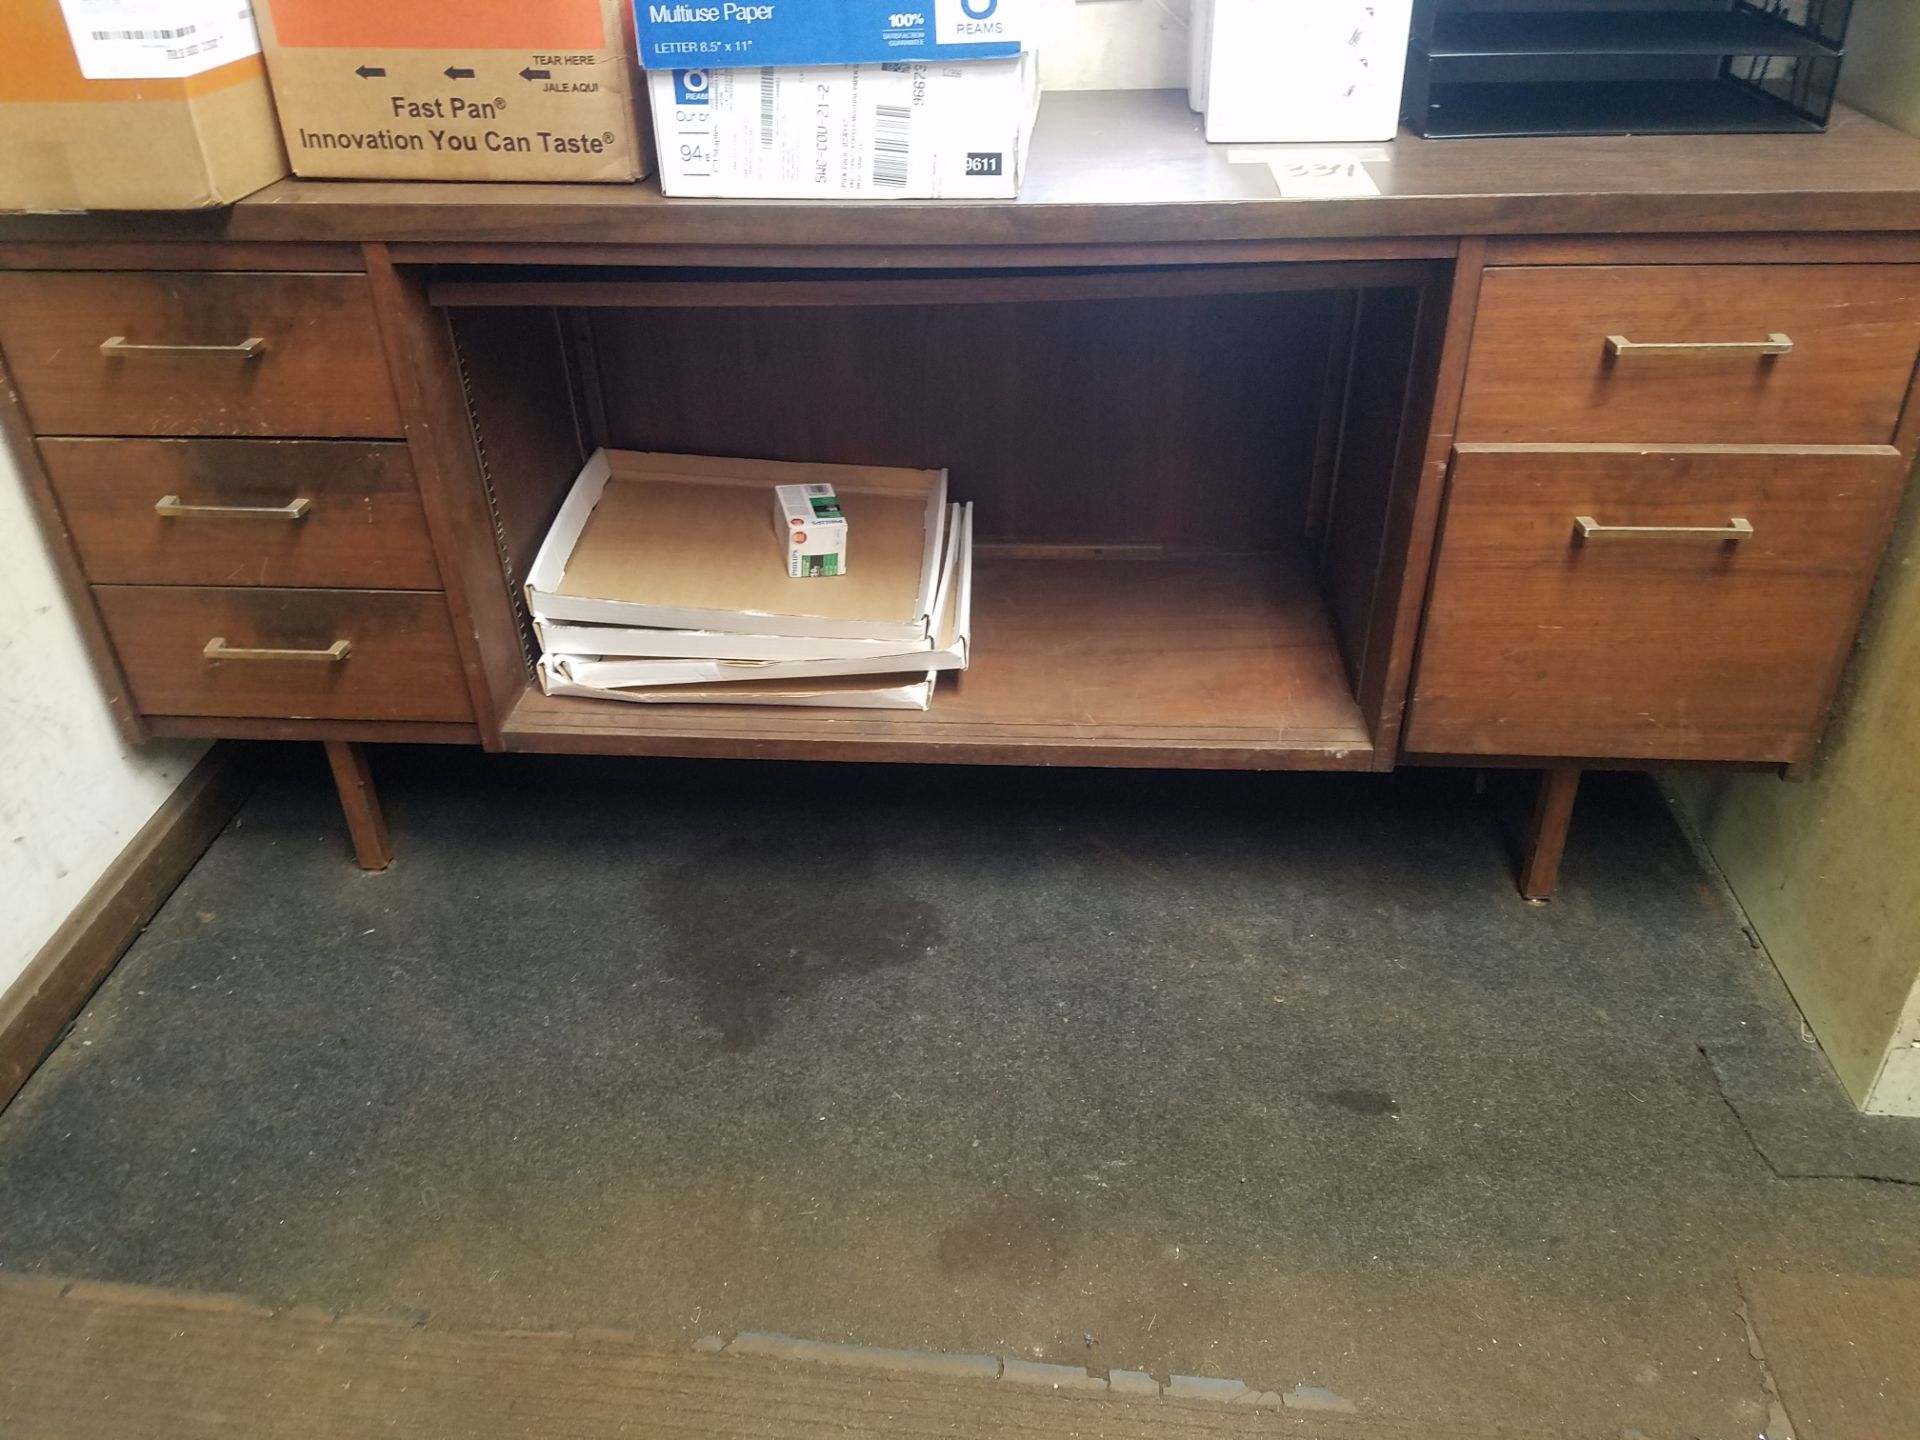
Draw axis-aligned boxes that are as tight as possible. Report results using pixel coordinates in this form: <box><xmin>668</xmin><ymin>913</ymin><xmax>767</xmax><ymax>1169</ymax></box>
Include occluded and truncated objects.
<box><xmin>203</xmin><ymin>637</ymin><xmax>352</xmax><ymax>663</ymax></box>
<box><xmin>1575</xmin><ymin>515</ymin><xmax>1754</xmax><ymax>541</ymax></box>
<box><xmin>1605</xmin><ymin>333</ymin><xmax>1792</xmax><ymax>357</ymax></box>
<box><xmin>101</xmin><ymin>335</ymin><xmax>266</xmax><ymax>359</ymax></box>
<box><xmin>156</xmin><ymin>495</ymin><xmax>312</xmax><ymax>521</ymax></box>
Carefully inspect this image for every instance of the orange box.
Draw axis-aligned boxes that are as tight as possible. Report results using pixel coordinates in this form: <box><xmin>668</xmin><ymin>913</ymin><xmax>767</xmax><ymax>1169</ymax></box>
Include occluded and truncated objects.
<box><xmin>0</xmin><ymin>0</ymin><xmax>287</xmax><ymax>210</ymax></box>
<box><xmin>252</xmin><ymin>0</ymin><xmax>649</xmax><ymax>182</ymax></box>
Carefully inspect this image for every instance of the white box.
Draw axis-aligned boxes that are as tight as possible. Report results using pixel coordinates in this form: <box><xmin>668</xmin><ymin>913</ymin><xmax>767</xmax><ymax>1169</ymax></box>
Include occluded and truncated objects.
<box><xmin>536</xmin><ymin>664</ymin><xmax>938</xmax><ymax>710</ymax></box>
<box><xmin>776</xmin><ymin>483</ymin><xmax>849</xmax><ymax>577</ymax></box>
<box><xmin>1199</xmin><ymin>0</ymin><xmax>1412</xmax><ymax>145</ymax></box>
<box><xmin>648</xmin><ymin>52</ymin><xmax>1040</xmax><ymax>199</ymax></box>
<box><xmin>550</xmin><ymin>505</ymin><xmax>972</xmax><ymax>689</ymax></box>
<box><xmin>526</xmin><ymin>450</ymin><xmax>949</xmax><ymax>643</ymax></box>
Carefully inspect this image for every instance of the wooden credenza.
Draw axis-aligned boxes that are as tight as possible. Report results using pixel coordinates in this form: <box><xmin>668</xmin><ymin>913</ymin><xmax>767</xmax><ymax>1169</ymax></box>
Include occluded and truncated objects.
<box><xmin>7</xmin><ymin>92</ymin><xmax>1920</xmax><ymax>896</ymax></box>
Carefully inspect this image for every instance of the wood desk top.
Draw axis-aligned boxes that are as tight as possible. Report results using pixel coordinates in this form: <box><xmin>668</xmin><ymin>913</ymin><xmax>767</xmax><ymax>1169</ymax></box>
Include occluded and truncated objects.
<box><xmin>6</xmin><ymin>90</ymin><xmax>1920</xmax><ymax>253</ymax></box>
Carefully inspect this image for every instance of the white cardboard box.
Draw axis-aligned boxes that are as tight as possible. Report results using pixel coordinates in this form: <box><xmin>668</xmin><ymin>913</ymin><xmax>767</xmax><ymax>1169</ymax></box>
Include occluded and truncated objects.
<box><xmin>1197</xmin><ymin>0</ymin><xmax>1412</xmax><ymax>145</ymax></box>
<box><xmin>533</xmin><ymin>619</ymin><xmax>919</xmax><ymax>662</ymax></box>
<box><xmin>648</xmin><ymin>53</ymin><xmax>1039</xmax><ymax>198</ymax></box>
<box><xmin>526</xmin><ymin>450</ymin><xmax>949</xmax><ymax>643</ymax></box>
<box><xmin>550</xmin><ymin>504</ymin><xmax>972</xmax><ymax>689</ymax></box>
<box><xmin>536</xmin><ymin>665</ymin><xmax>939</xmax><ymax>710</ymax></box>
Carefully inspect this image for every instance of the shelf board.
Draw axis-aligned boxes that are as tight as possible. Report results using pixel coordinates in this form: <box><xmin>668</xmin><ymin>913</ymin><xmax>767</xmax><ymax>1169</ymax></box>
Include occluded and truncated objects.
<box><xmin>502</xmin><ymin>551</ymin><xmax>1375</xmax><ymax>770</ymax></box>
<box><xmin>1415</xmin><ymin>78</ymin><xmax>1826</xmax><ymax>139</ymax></box>
<box><xmin>1424</xmin><ymin>10</ymin><xmax>1841</xmax><ymax>60</ymax></box>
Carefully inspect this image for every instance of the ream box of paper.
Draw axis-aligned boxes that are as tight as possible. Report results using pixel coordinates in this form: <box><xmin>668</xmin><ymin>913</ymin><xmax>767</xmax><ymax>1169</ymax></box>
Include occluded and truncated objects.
<box><xmin>633</xmin><ymin>0</ymin><xmax>1030</xmax><ymax>70</ymax></box>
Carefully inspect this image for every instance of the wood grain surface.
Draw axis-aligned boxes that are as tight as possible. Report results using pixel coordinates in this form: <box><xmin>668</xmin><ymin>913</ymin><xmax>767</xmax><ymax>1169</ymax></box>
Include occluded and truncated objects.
<box><xmin>1458</xmin><ymin>264</ymin><xmax>1920</xmax><ymax>445</ymax></box>
<box><xmin>1405</xmin><ymin>445</ymin><xmax>1907</xmax><ymax>762</ymax></box>
<box><xmin>586</xmin><ymin>291</ymin><xmax>1339</xmax><ymax>552</ymax></box>
<box><xmin>0</xmin><ymin>1274</ymin><xmax>1559</xmax><ymax>1440</ymax></box>
<box><xmin>42</xmin><ymin>438</ymin><xmax>439</xmax><ymax>589</ymax></box>
<box><xmin>95</xmin><ymin>585</ymin><xmax>474</xmax><ymax>724</ymax></box>
<box><xmin>0</xmin><ymin>270</ymin><xmax>404</xmax><ymax>438</ymax></box>
<box><xmin>506</xmin><ymin>551</ymin><xmax>1374</xmax><ymax>770</ymax></box>
<box><xmin>4</xmin><ymin>92</ymin><xmax>1920</xmax><ymax>252</ymax></box>
<box><xmin>363</xmin><ymin>243</ymin><xmax>535</xmax><ymax>748</ymax></box>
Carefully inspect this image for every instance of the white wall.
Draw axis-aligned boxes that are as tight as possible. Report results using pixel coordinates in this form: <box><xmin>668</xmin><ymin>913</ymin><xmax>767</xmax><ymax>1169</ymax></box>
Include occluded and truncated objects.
<box><xmin>0</xmin><ymin>440</ymin><xmax>205</xmax><ymax>991</ymax></box>
<box><xmin>1042</xmin><ymin>0</ymin><xmax>1190</xmax><ymax>91</ymax></box>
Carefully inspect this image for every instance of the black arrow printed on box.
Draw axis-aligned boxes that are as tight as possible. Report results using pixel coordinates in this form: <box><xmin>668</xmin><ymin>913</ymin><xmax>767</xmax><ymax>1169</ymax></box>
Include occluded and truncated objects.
<box><xmin>520</xmin><ymin>67</ymin><xmax>550</xmax><ymax>81</ymax></box>
<box><xmin>445</xmin><ymin>66</ymin><xmax>475</xmax><ymax>79</ymax></box>
<box><xmin>355</xmin><ymin>64</ymin><xmax>385</xmax><ymax>78</ymax></box>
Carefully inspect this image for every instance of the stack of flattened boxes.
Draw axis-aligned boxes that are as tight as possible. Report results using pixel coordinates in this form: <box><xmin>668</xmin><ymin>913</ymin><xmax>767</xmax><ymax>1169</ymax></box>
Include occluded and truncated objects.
<box><xmin>1406</xmin><ymin>257</ymin><xmax>1920</xmax><ymax>764</ymax></box>
<box><xmin>0</xmin><ymin>265</ymin><xmax>473</xmax><ymax>729</ymax></box>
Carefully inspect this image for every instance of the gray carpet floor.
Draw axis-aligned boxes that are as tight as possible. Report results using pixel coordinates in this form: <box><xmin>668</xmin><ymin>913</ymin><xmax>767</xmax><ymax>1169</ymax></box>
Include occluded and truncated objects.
<box><xmin>2</xmin><ymin>752</ymin><xmax>1916</xmax><ymax>1440</ymax></box>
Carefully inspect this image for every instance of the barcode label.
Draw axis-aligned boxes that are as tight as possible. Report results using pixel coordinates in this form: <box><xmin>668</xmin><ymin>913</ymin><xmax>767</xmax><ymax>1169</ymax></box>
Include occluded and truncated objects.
<box><xmin>871</xmin><ymin>104</ymin><xmax>911</xmax><ymax>189</ymax></box>
<box><xmin>59</xmin><ymin>0</ymin><xmax>259</xmax><ymax>80</ymax></box>
<box><xmin>90</xmin><ymin>23</ymin><xmax>195</xmax><ymax>37</ymax></box>
<box><xmin>759</xmin><ymin>68</ymin><xmax>776</xmax><ymax>149</ymax></box>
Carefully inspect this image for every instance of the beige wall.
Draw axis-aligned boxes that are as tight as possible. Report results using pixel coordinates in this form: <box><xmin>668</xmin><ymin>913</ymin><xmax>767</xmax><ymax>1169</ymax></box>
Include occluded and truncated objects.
<box><xmin>1041</xmin><ymin>0</ymin><xmax>1191</xmax><ymax>92</ymax></box>
<box><xmin>1840</xmin><ymin>0</ymin><xmax>1920</xmax><ymax>134</ymax></box>
<box><xmin>1673</xmin><ymin>492</ymin><xmax>1920</xmax><ymax>1112</ymax></box>
<box><xmin>0</xmin><ymin>443</ymin><xmax>206</xmax><ymax>996</ymax></box>
<box><xmin>1670</xmin><ymin>0</ymin><xmax>1920</xmax><ymax>1113</ymax></box>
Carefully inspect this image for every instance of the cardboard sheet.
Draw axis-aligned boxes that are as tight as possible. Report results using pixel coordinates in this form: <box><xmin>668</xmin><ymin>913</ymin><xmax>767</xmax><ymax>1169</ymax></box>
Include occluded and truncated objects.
<box><xmin>533</xmin><ymin>620</ymin><xmax>914</xmax><ymax>663</ymax></box>
<box><xmin>527</xmin><ymin>450</ymin><xmax>948</xmax><ymax>643</ymax></box>
<box><xmin>552</xmin><ymin>504</ymin><xmax>972</xmax><ymax>690</ymax></box>
<box><xmin>538</xmin><ymin>665</ymin><xmax>937</xmax><ymax>711</ymax></box>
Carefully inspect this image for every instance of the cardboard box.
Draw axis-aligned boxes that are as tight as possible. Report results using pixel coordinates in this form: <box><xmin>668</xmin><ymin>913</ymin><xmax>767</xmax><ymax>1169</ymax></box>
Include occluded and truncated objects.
<box><xmin>1196</xmin><ymin>0</ymin><xmax>1413</xmax><ymax>145</ymax></box>
<box><xmin>527</xmin><ymin>450</ymin><xmax>950</xmax><ymax>643</ymax></box>
<box><xmin>0</xmin><ymin>0</ymin><xmax>287</xmax><ymax>211</ymax></box>
<box><xmin>650</xmin><ymin>53</ymin><xmax>1038</xmax><ymax>199</ymax></box>
<box><xmin>537</xmin><ymin>663</ymin><xmax>939</xmax><ymax>709</ymax></box>
<box><xmin>776</xmin><ymin>483</ymin><xmax>850</xmax><ymax>578</ymax></box>
<box><xmin>549</xmin><ymin>503</ymin><xmax>972</xmax><ymax>687</ymax></box>
<box><xmin>634</xmin><ymin>0</ymin><xmax>1030</xmax><ymax>70</ymax></box>
<box><xmin>252</xmin><ymin>0</ymin><xmax>649</xmax><ymax>181</ymax></box>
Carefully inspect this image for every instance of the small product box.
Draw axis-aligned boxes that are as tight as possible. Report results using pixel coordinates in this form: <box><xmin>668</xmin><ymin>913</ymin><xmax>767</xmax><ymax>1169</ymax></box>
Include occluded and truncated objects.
<box><xmin>251</xmin><ymin>0</ymin><xmax>650</xmax><ymax>182</ymax></box>
<box><xmin>776</xmin><ymin>483</ymin><xmax>850</xmax><ymax>578</ymax></box>
<box><xmin>650</xmin><ymin>51</ymin><xmax>1038</xmax><ymax>198</ymax></box>
<box><xmin>634</xmin><ymin>0</ymin><xmax>1030</xmax><ymax>70</ymax></box>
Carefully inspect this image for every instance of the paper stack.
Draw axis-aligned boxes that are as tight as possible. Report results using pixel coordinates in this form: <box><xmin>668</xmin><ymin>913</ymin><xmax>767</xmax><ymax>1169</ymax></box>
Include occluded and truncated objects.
<box><xmin>527</xmin><ymin>450</ymin><xmax>973</xmax><ymax>711</ymax></box>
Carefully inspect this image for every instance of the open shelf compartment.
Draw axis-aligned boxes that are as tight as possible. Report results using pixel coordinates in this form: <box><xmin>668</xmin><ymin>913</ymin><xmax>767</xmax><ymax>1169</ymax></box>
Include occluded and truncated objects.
<box><xmin>504</xmin><ymin>549</ymin><xmax>1374</xmax><ymax>769</ymax></box>
<box><xmin>434</xmin><ymin>262</ymin><xmax>1449</xmax><ymax>771</ymax></box>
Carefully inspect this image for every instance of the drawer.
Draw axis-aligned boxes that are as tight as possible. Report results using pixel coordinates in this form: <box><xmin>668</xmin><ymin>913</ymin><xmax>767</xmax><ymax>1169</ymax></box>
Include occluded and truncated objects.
<box><xmin>0</xmin><ymin>271</ymin><xmax>404</xmax><ymax>438</ymax></box>
<box><xmin>1405</xmin><ymin>445</ymin><xmax>1904</xmax><ymax>763</ymax></box>
<box><xmin>95</xmin><ymin>586</ymin><xmax>474</xmax><ymax>724</ymax></box>
<box><xmin>1458</xmin><ymin>264</ymin><xmax>1920</xmax><ymax>445</ymax></box>
<box><xmin>42</xmin><ymin>439</ymin><xmax>441</xmax><ymax>590</ymax></box>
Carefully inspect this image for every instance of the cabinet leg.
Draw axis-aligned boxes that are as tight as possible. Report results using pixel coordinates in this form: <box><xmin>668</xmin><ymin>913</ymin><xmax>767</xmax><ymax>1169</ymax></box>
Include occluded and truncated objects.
<box><xmin>1519</xmin><ymin>767</ymin><xmax>1581</xmax><ymax>901</ymax></box>
<box><xmin>324</xmin><ymin>741</ymin><xmax>392</xmax><ymax>872</ymax></box>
